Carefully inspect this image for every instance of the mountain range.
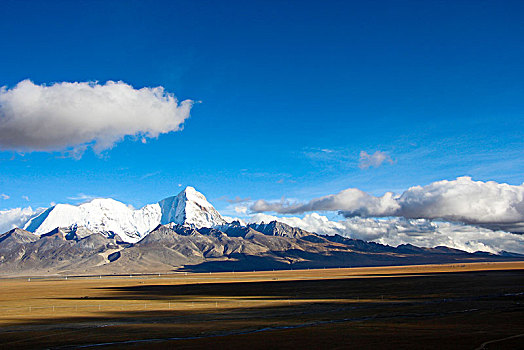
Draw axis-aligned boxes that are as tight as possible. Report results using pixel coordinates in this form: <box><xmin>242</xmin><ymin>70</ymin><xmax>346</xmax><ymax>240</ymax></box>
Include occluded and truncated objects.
<box><xmin>0</xmin><ymin>187</ymin><xmax>520</xmax><ymax>276</ymax></box>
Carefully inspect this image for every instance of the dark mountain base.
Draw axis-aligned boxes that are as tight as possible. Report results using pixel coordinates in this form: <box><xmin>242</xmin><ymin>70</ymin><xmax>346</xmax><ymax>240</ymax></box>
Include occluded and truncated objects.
<box><xmin>0</xmin><ymin>222</ymin><xmax>521</xmax><ymax>276</ymax></box>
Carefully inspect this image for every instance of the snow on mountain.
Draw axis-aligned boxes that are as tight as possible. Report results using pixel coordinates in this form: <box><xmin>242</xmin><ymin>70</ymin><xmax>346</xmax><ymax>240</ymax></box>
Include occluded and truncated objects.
<box><xmin>158</xmin><ymin>186</ymin><xmax>227</xmax><ymax>228</ymax></box>
<box><xmin>22</xmin><ymin>187</ymin><xmax>226</xmax><ymax>243</ymax></box>
<box><xmin>23</xmin><ymin>199</ymin><xmax>160</xmax><ymax>242</ymax></box>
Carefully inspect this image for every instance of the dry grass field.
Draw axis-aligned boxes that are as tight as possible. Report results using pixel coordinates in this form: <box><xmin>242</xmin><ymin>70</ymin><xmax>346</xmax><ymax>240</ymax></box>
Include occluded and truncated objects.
<box><xmin>0</xmin><ymin>262</ymin><xmax>523</xmax><ymax>349</ymax></box>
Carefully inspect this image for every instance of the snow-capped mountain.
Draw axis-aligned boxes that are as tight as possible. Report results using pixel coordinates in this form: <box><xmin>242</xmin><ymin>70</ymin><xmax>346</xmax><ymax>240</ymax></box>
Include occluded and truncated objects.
<box><xmin>158</xmin><ymin>186</ymin><xmax>227</xmax><ymax>228</ymax></box>
<box><xmin>23</xmin><ymin>187</ymin><xmax>227</xmax><ymax>243</ymax></box>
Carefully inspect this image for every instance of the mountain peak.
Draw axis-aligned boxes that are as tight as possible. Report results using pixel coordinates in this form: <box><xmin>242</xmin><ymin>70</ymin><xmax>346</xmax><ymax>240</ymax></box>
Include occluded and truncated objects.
<box><xmin>177</xmin><ymin>186</ymin><xmax>209</xmax><ymax>204</ymax></box>
<box><xmin>180</xmin><ymin>185</ymin><xmax>198</xmax><ymax>195</ymax></box>
<box><xmin>159</xmin><ymin>186</ymin><xmax>226</xmax><ymax>228</ymax></box>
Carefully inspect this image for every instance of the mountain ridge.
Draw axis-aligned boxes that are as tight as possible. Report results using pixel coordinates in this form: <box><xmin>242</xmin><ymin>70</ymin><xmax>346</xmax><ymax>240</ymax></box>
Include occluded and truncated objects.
<box><xmin>22</xmin><ymin>186</ymin><xmax>227</xmax><ymax>242</ymax></box>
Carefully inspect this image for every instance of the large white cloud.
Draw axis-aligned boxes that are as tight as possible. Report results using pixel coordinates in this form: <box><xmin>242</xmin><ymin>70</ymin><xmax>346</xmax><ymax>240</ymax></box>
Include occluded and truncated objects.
<box><xmin>251</xmin><ymin>177</ymin><xmax>524</xmax><ymax>233</ymax></box>
<box><xmin>249</xmin><ymin>213</ymin><xmax>524</xmax><ymax>254</ymax></box>
<box><xmin>0</xmin><ymin>80</ymin><xmax>193</xmax><ymax>155</ymax></box>
<box><xmin>252</xmin><ymin>188</ymin><xmax>400</xmax><ymax>216</ymax></box>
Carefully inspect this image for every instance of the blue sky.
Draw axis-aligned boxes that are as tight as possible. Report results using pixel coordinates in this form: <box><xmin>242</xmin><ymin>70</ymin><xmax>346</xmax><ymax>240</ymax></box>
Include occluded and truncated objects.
<box><xmin>0</xmin><ymin>0</ymin><xmax>523</xmax><ymax>215</ymax></box>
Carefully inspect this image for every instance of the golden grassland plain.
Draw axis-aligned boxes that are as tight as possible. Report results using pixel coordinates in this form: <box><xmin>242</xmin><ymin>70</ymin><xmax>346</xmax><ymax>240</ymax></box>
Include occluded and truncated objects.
<box><xmin>0</xmin><ymin>261</ymin><xmax>523</xmax><ymax>349</ymax></box>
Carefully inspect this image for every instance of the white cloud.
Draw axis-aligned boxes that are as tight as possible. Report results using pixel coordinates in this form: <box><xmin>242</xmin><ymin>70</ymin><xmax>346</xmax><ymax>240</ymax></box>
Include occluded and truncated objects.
<box><xmin>390</xmin><ymin>177</ymin><xmax>524</xmax><ymax>232</ymax></box>
<box><xmin>359</xmin><ymin>150</ymin><xmax>394</xmax><ymax>169</ymax></box>
<box><xmin>22</xmin><ymin>196</ymin><xmax>29</xmax><ymax>201</ymax></box>
<box><xmin>0</xmin><ymin>80</ymin><xmax>193</xmax><ymax>156</ymax></box>
<box><xmin>0</xmin><ymin>207</ymin><xmax>40</xmax><ymax>233</ymax></box>
<box><xmin>234</xmin><ymin>206</ymin><xmax>248</xmax><ymax>214</ymax></box>
<box><xmin>67</xmin><ymin>193</ymin><xmax>100</xmax><ymax>202</ymax></box>
<box><xmin>251</xmin><ymin>177</ymin><xmax>524</xmax><ymax>233</ymax></box>
<box><xmin>0</xmin><ymin>194</ymin><xmax>9</xmax><ymax>200</ymax></box>
<box><xmin>248</xmin><ymin>213</ymin><xmax>524</xmax><ymax>254</ymax></box>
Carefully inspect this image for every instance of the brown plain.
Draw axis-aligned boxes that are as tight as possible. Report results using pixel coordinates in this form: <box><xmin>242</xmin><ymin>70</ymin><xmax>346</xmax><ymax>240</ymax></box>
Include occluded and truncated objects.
<box><xmin>0</xmin><ymin>261</ymin><xmax>523</xmax><ymax>349</ymax></box>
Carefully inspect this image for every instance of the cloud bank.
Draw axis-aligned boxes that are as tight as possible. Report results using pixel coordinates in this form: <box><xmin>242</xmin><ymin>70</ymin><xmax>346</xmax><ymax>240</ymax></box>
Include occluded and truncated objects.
<box><xmin>0</xmin><ymin>80</ymin><xmax>193</xmax><ymax>155</ymax></box>
<box><xmin>251</xmin><ymin>177</ymin><xmax>524</xmax><ymax>233</ymax></box>
<box><xmin>249</xmin><ymin>213</ymin><xmax>524</xmax><ymax>254</ymax></box>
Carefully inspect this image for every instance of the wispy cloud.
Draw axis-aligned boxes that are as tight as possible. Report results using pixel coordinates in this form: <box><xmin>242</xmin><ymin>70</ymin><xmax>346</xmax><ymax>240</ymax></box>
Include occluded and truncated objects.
<box><xmin>358</xmin><ymin>150</ymin><xmax>394</xmax><ymax>169</ymax></box>
<box><xmin>219</xmin><ymin>195</ymin><xmax>251</xmax><ymax>204</ymax></box>
<box><xmin>304</xmin><ymin>148</ymin><xmax>395</xmax><ymax>171</ymax></box>
<box><xmin>0</xmin><ymin>80</ymin><xmax>193</xmax><ymax>157</ymax></box>
<box><xmin>21</xmin><ymin>195</ymin><xmax>29</xmax><ymax>201</ymax></box>
<box><xmin>140</xmin><ymin>171</ymin><xmax>161</xmax><ymax>180</ymax></box>
<box><xmin>303</xmin><ymin>148</ymin><xmax>352</xmax><ymax>164</ymax></box>
<box><xmin>0</xmin><ymin>194</ymin><xmax>9</xmax><ymax>200</ymax></box>
<box><xmin>240</xmin><ymin>170</ymin><xmax>293</xmax><ymax>179</ymax></box>
<box><xmin>67</xmin><ymin>193</ymin><xmax>99</xmax><ymax>202</ymax></box>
